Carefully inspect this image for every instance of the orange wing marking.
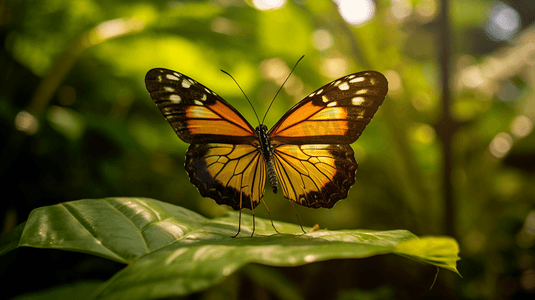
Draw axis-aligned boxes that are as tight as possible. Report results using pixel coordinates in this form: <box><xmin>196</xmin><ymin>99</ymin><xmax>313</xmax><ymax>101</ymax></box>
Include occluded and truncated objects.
<box><xmin>185</xmin><ymin>102</ymin><xmax>254</xmax><ymax>136</ymax></box>
<box><xmin>274</xmin><ymin>103</ymin><xmax>350</xmax><ymax>138</ymax></box>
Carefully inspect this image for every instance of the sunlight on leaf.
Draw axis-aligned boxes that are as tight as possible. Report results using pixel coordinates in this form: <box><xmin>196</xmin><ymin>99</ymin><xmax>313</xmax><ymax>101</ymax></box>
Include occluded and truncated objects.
<box><xmin>0</xmin><ymin>198</ymin><xmax>461</xmax><ymax>299</ymax></box>
<box><xmin>395</xmin><ymin>236</ymin><xmax>461</xmax><ymax>276</ymax></box>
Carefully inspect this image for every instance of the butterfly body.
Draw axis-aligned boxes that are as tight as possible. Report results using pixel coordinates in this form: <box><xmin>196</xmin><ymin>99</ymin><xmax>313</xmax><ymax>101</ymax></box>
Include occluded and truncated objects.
<box><xmin>255</xmin><ymin>124</ymin><xmax>278</xmax><ymax>194</ymax></box>
<box><xmin>145</xmin><ymin>67</ymin><xmax>388</xmax><ymax>218</ymax></box>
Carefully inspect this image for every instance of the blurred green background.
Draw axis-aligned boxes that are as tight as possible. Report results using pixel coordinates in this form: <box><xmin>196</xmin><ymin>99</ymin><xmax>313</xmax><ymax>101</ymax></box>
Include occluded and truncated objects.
<box><xmin>1</xmin><ymin>0</ymin><xmax>534</xmax><ymax>299</ymax></box>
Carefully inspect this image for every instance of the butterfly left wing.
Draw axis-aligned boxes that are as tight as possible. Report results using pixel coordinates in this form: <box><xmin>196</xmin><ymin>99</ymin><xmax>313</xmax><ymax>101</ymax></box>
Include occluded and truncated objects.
<box><xmin>145</xmin><ymin>68</ymin><xmax>266</xmax><ymax>210</ymax></box>
<box><xmin>145</xmin><ymin>68</ymin><xmax>257</xmax><ymax>144</ymax></box>
<box><xmin>269</xmin><ymin>71</ymin><xmax>388</xmax><ymax>208</ymax></box>
<box><xmin>186</xmin><ymin>143</ymin><xmax>266</xmax><ymax>210</ymax></box>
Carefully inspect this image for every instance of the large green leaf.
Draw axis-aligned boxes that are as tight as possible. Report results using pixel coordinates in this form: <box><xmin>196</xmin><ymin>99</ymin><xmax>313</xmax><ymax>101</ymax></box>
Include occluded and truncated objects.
<box><xmin>0</xmin><ymin>198</ymin><xmax>460</xmax><ymax>299</ymax></box>
<box><xmin>12</xmin><ymin>281</ymin><xmax>105</xmax><ymax>300</ymax></box>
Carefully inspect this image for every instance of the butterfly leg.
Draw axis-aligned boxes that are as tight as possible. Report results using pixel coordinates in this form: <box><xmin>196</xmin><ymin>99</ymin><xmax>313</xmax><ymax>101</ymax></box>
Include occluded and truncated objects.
<box><xmin>251</xmin><ymin>210</ymin><xmax>256</xmax><ymax>237</ymax></box>
<box><xmin>232</xmin><ymin>209</ymin><xmax>242</xmax><ymax>238</ymax></box>
<box><xmin>260</xmin><ymin>198</ymin><xmax>280</xmax><ymax>234</ymax></box>
<box><xmin>232</xmin><ymin>191</ymin><xmax>244</xmax><ymax>238</ymax></box>
<box><xmin>290</xmin><ymin>201</ymin><xmax>306</xmax><ymax>234</ymax></box>
<box><xmin>250</xmin><ymin>194</ymin><xmax>256</xmax><ymax>237</ymax></box>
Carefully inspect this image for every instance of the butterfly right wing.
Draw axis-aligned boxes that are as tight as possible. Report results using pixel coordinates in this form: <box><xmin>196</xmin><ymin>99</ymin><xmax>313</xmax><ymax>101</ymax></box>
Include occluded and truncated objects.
<box><xmin>268</xmin><ymin>71</ymin><xmax>388</xmax><ymax>208</ymax></box>
<box><xmin>272</xmin><ymin>143</ymin><xmax>357</xmax><ymax>208</ymax></box>
<box><xmin>269</xmin><ymin>71</ymin><xmax>388</xmax><ymax>144</ymax></box>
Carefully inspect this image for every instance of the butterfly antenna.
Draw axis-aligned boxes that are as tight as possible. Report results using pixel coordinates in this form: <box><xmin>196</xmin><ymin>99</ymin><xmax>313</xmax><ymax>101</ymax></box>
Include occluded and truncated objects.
<box><xmin>261</xmin><ymin>55</ymin><xmax>305</xmax><ymax>125</ymax></box>
<box><xmin>221</xmin><ymin>69</ymin><xmax>261</xmax><ymax>125</ymax></box>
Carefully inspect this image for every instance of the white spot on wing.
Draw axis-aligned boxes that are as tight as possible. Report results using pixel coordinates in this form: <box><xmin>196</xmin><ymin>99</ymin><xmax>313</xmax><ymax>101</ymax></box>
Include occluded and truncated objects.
<box><xmin>350</xmin><ymin>77</ymin><xmax>365</xmax><ymax>83</ymax></box>
<box><xmin>322</xmin><ymin>95</ymin><xmax>329</xmax><ymax>103</ymax></box>
<box><xmin>166</xmin><ymin>74</ymin><xmax>179</xmax><ymax>81</ymax></box>
<box><xmin>201</xmin><ymin>94</ymin><xmax>207</xmax><ymax>101</ymax></box>
<box><xmin>348</xmin><ymin>75</ymin><xmax>355</xmax><ymax>79</ymax></box>
<box><xmin>316</xmin><ymin>89</ymin><xmax>323</xmax><ymax>95</ymax></box>
<box><xmin>338</xmin><ymin>82</ymin><xmax>350</xmax><ymax>90</ymax></box>
<box><xmin>173</xmin><ymin>72</ymin><xmax>181</xmax><ymax>77</ymax></box>
<box><xmin>157</xmin><ymin>76</ymin><xmax>163</xmax><ymax>82</ymax></box>
<box><xmin>356</xmin><ymin>89</ymin><xmax>368</xmax><ymax>95</ymax></box>
<box><xmin>164</xmin><ymin>86</ymin><xmax>175</xmax><ymax>92</ymax></box>
<box><xmin>352</xmin><ymin>97</ymin><xmax>365</xmax><ymax>105</ymax></box>
<box><xmin>333</xmin><ymin>80</ymin><xmax>341</xmax><ymax>86</ymax></box>
<box><xmin>327</xmin><ymin>101</ymin><xmax>337</xmax><ymax>107</ymax></box>
<box><xmin>308</xmin><ymin>92</ymin><xmax>316</xmax><ymax>97</ymax></box>
<box><xmin>169</xmin><ymin>95</ymin><xmax>181</xmax><ymax>103</ymax></box>
<box><xmin>182</xmin><ymin>80</ymin><xmax>191</xmax><ymax>88</ymax></box>
<box><xmin>194</xmin><ymin>100</ymin><xmax>203</xmax><ymax>105</ymax></box>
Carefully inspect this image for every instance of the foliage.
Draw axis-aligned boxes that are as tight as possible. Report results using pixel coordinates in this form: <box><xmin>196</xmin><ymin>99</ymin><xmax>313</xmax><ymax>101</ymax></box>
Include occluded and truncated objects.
<box><xmin>1</xmin><ymin>198</ymin><xmax>459</xmax><ymax>299</ymax></box>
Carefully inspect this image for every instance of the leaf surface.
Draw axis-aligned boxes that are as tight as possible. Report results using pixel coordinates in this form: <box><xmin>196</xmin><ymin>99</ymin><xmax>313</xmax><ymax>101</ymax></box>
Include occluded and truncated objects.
<box><xmin>0</xmin><ymin>198</ymin><xmax>460</xmax><ymax>299</ymax></box>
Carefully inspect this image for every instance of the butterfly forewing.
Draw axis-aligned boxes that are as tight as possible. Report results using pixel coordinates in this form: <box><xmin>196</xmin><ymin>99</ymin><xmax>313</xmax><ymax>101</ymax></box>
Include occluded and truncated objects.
<box><xmin>269</xmin><ymin>71</ymin><xmax>388</xmax><ymax>144</ymax></box>
<box><xmin>269</xmin><ymin>71</ymin><xmax>388</xmax><ymax>208</ymax></box>
<box><xmin>145</xmin><ymin>68</ymin><xmax>257</xmax><ymax>144</ymax></box>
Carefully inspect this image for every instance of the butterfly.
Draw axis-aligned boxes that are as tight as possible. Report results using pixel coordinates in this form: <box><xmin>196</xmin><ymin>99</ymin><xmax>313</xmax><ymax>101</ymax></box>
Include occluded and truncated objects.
<box><xmin>145</xmin><ymin>63</ymin><xmax>388</xmax><ymax>237</ymax></box>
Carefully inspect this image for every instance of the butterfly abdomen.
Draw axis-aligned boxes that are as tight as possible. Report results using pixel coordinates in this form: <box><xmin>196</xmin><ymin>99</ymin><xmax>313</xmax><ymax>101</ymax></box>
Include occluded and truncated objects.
<box><xmin>256</xmin><ymin>124</ymin><xmax>278</xmax><ymax>194</ymax></box>
<box><xmin>266</xmin><ymin>158</ymin><xmax>278</xmax><ymax>194</ymax></box>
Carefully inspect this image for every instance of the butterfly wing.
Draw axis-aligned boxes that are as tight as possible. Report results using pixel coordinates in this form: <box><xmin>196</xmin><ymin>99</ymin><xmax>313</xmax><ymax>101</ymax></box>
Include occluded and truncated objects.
<box><xmin>145</xmin><ymin>68</ymin><xmax>257</xmax><ymax>144</ymax></box>
<box><xmin>145</xmin><ymin>68</ymin><xmax>265</xmax><ymax>209</ymax></box>
<box><xmin>186</xmin><ymin>143</ymin><xmax>266</xmax><ymax>210</ymax></box>
<box><xmin>269</xmin><ymin>71</ymin><xmax>388</xmax><ymax>144</ymax></box>
<box><xmin>269</xmin><ymin>71</ymin><xmax>388</xmax><ymax>208</ymax></box>
<box><xmin>272</xmin><ymin>144</ymin><xmax>357</xmax><ymax>208</ymax></box>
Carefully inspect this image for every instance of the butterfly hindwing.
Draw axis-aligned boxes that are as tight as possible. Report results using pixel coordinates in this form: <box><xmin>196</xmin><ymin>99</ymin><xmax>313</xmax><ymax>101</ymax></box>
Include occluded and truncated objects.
<box><xmin>272</xmin><ymin>144</ymin><xmax>357</xmax><ymax>208</ymax></box>
<box><xmin>269</xmin><ymin>71</ymin><xmax>388</xmax><ymax>208</ymax></box>
<box><xmin>269</xmin><ymin>71</ymin><xmax>388</xmax><ymax>144</ymax></box>
<box><xmin>185</xmin><ymin>143</ymin><xmax>266</xmax><ymax>210</ymax></box>
<box><xmin>145</xmin><ymin>68</ymin><xmax>257</xmax><ymax>144</ymax></box>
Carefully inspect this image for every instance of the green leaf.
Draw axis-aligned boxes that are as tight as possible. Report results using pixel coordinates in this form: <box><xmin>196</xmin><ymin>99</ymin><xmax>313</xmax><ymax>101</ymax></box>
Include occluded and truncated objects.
<box><xmin>395</xmin><ymin>236</ymin><xmax>462</xmax><ymax>276</ymax></box>
<box><xmin>0</xmin><ymin>198</ymin><xmax>460</xmax><ymax>300</ymax></box>
<box><xmin>0</xmin><ymin>222</ymin><xmax>25</xmax><ymax>256</ymax></box>
<box><xmin>12</xmin><ymin>281</ymin><xmax>104</xmax><ymax>300</ymax></box>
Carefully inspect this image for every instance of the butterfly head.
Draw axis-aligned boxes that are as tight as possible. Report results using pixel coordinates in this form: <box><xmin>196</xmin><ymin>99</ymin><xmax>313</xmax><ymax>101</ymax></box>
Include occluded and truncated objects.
<box><xmin>255</xmin><ymin>124</ymin><xmax>269</xmax><ymax>136</ymax></box>
<box><xmin>255</xmin><ymin>124</ymin><xmax>272</xmax><ymax>157</ymax></box>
